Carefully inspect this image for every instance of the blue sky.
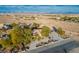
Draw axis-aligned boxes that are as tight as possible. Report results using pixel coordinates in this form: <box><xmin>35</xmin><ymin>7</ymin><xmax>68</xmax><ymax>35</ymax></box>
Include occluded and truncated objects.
<box><xmin>0</xmin><ymin>5</ymin><xmax>79</xmax><ymax>14</ymax></box>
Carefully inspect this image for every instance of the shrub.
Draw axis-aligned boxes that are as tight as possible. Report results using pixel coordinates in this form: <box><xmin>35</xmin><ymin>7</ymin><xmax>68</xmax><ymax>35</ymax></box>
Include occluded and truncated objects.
<box><xmin>57</xmin><ymin>27</ymin><xmax>65</xmax><ymax>35</ymax></box>
<box><xmin>41</xmin><ymin>26</ymin><xmax>51</xmax><ymax>37</ymax></box>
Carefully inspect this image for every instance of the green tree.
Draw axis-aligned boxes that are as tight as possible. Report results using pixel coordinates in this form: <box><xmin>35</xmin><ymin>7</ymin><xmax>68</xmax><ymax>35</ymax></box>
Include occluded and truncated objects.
<box><xmin>41</xmin><ymin>26</ymin><xmax>51</xmax><ymax>37</ymax></box>
<box><xmin>10</xmin><ymin>25</ymin><xmax>33</xmax><ymax>46</ymax></box>
<box><xmin>23</xmin><ymin>28</ymin><xmax>32</xmax><ymax>44</ymax></box>
<box><xmin>10</xmin><ymin>26</ymin><xmax>24</xmax><ymax>46</ymax></box>
<box><xmin>0</xmin><ymin>35</ymin><xmax>12</xmax><ymax>48</ymax></box>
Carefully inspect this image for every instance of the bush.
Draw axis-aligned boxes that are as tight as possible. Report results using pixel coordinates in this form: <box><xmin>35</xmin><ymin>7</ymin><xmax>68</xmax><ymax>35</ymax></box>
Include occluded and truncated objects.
<box><xmin>41</xmin><ymin>26</ymin><xmax>51</xmax><ymax>37</ymax></box>
<box><xmin>32</xmin><ymin>34</ymin><xmax>41</xmax><ymax>41</ymax></box>
<box><xmin>11</xmin><ymin>23</ymin><xmax>17</xmax><ymax>27</ymax></box>
<box><xmin>57</xmin><ymin>27</ymin><xmax>65</xmax><ymax>35</ymax></box>
<box><xmin>61</xmin><ymin>16</ymin><xmax>79</xmax><ymax>23</ymax></box>
<box><xmin>23</xmin><ymin>28</ymin><xmax>32</xmax><ymax>44</ymax></box>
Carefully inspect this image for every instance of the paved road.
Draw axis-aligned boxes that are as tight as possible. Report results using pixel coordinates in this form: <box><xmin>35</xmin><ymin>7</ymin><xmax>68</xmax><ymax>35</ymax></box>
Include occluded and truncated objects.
<box><xmin>27</xmin><ymin>39</ymin><xmax>79</xmax><ymax>53</ymax></box>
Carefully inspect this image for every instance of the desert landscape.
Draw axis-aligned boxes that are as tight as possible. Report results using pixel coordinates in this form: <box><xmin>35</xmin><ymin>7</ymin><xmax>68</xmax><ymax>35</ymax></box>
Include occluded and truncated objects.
<box><xmin>0</xmin><ymin>13</ymin><xmax>79</xmax><ymax>53</ymax></box>
<box><xmin>0</xmin><ymin>13</ymin><xmax>79</xmax><ymax>36</ymax></box>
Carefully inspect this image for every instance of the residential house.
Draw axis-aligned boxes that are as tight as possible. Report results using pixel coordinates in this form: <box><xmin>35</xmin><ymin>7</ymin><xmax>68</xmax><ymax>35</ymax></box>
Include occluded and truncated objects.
<box><xmin>2</xmin><ymin>23</ymin><xmax>12</xmax><ymax>30</ymax></box>
<box><xmin>0</xmin><ymin>33</ymin><xmax>9</xmax><ymax>40</ymax></box>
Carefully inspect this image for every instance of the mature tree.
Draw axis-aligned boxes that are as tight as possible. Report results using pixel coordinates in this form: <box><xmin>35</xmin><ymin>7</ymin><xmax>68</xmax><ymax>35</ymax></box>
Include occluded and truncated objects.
<box><xmin>10</xmin><ymin>26</ymin><xmax>24</xmax><ymax>46</ymax></box>
<box><xmin>10</xmin><ymin>25</ymin><xmax>33</xmax><ymax>46</ymax></box>
<box><xmin>23</xmin><ymin>28</ymin><xmax>32</xmax><ymax>44</ymax></box>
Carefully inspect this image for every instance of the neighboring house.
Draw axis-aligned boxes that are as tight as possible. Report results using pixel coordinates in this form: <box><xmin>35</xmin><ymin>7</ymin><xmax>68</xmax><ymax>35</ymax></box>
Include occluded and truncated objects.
<box><xmin>32</xmin><ymin>29</ymin><xmax>42</xmax><ymax>38</ymax></box>
<box><xmin>19</xmin><ymin>23</ymin><xmax>36</xmax><ymax>29</ymax></box>
<box><xmin>27</xmin><ymin>23</ymin><xmax>33</xmax><ymax>28</ymax></box>
<box><xmin>2</xmin><ymin>23</ymin><xmax>12</xmax><ymax>30</ymax></box>
<box><xmin>25</xmin><ymin>23</ymin><xmax>33</xmax><ymax>29</ymax></box>
<box><xmin>19</xmin><ymin>23</ymin><xmax>27</xmax><ymax>29</ymax></box>
<box><xmin>32</xmin><ymin>29</ymin><xmax>38</xmax><ymax>36</ymax></box>
<box><xmin>0</xmin><ymin>33</ymin><xmax>9</xmax><ymax>40</ymax></box>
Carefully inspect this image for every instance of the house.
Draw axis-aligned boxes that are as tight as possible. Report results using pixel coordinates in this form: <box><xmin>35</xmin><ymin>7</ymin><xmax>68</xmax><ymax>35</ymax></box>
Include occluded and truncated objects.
<box><xmin>32</xmin><ymin>29</ymin><xmax>38</xmax><ymax>36</ymax></box>
<box><xmin>19</xmin><ymin>23</ymin><xmax>30</xmax><ymax>29</ymax></box>
<box><xmin>27</xmin><ymin>23</ymin><xmax>33</xmax><ymax>28</ymax></box>
<box><xmin>19</xmin><ymin>23</ymin><xmax>27</xmax><ymax>29</ymax></box>
<box><xmin>2</xmin><ymin>23</ymin><xmax>13</xmax><ymax>30</ymax></box>
<box><xmin>0</xmin><ymin>33</ymin><xmax>9</xmax><ymax>40</ymax></box>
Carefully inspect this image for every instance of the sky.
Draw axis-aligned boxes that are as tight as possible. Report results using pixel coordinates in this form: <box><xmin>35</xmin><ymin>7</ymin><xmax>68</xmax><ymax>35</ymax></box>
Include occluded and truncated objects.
<box><xmin>0</xmin><ymin>5</ymin><xmax>79</xmax><ymax>14</ymax></box>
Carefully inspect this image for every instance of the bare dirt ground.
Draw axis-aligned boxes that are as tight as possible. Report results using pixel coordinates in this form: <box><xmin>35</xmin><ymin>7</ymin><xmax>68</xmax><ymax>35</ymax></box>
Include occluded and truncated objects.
<box><xmin>0</xmin><ymin>14</ymin><xmax>79</xmax><ymax>40</ymax></box>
